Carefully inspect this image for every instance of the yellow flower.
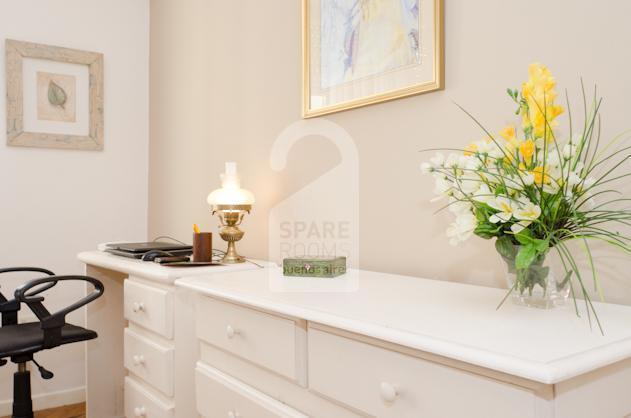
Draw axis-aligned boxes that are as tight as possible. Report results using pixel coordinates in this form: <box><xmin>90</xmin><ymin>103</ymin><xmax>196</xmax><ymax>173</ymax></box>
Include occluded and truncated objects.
<box><xmin>519</xmin><ymin>139</ymin><xmax>535</xmax><ymax>165</ymax></box>
<box><xmin>531</xmin><ymin>104</ymin><xmax>564</xmax><ymax>139</ymax></box>
<box><xmin>464</xmin><ymin>142</ymin><xmax>478</xmax><ymax>156</ymax></box>
<box><xmin>531</xmin><ymin>166</ymin><xmax>551</xmax><ymax>184</ymax></box>
<box><xmin>500</xmin><ymin>125</ymin><xmax>516</xmax><ymax>142</ymax></box>
<box><xmin>520</xmin><ymin>63</ymin><xmax>564</xmax><ymax>141</ymax></box>
<box><xmin>522</xmin><ymin>63</ymin><xmax>556</xmax><ymax>100</ymax></box>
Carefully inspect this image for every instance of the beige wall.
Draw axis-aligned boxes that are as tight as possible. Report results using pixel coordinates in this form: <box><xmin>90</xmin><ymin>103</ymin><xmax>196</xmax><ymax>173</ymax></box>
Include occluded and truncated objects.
<box><xmin>0</xmin><ymin>0</ymin><xmax>149</xmax><ymax>412</ymax></box>
<box><xmin>150</xmin><ymin>0</ymin><xmax>631</xmax><ymax>304</ymax></box>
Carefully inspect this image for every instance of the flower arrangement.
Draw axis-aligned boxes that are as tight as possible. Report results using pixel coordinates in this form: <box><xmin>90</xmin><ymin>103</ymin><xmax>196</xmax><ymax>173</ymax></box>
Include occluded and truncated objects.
<box><xmin>421</xmin><ymin>63</ymin><xmax>631</xmax><ymax>329</ymax></box>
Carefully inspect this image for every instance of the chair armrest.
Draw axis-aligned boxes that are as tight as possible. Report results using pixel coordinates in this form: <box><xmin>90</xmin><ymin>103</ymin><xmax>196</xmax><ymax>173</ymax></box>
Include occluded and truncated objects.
<box><xmin>0</xmin><ymin>267</ymin><xmax>55</xmax><ymax>326</ymax></box>
<box><xmin>14</xmin><ymin>275</ymin><xmax>104</xmax><ymax>348</ymax></box>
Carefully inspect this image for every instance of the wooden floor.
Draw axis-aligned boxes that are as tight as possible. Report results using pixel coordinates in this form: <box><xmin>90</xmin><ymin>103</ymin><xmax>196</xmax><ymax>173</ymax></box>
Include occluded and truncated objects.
<box><xmin>1</xmin><ymin>402</ymin><xmax>85</xmax><ymax>418</ymax></box>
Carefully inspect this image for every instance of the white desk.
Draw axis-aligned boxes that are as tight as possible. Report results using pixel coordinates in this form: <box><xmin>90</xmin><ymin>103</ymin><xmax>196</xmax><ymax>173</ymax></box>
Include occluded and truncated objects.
<box><xmin>176</xmin><ymin>268</ymin><xmax>631</xmax><ymax>418</ymax></box>
<box><xmin>78</xmin><ymin>251</ymin><xmax>270</xmax><ymax>418</ymax></box>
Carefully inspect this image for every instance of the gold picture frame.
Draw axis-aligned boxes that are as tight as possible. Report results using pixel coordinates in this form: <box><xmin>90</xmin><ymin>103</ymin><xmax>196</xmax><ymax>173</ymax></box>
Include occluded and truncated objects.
<box><xmin>302</xmin><ymin>0</ymin><xmax>444</xmax><ymax>118</ymax></box>
<box><xmin>5</xmin><ymin>39</ymin><xmax>104</xmax><ymax>150</ymax></box>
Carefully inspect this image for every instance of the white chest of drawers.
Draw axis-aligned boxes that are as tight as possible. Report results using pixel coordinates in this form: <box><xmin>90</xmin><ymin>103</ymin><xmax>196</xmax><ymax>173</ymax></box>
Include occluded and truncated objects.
<box><xmin>78</xmin><ymin>250</ymin><xmax>272</xmax><ymax>418</ymax></box>
<box><xmin>177</xmin><ymin>267</ymin><xmax>631</xmax><ymax>418</ymax></box>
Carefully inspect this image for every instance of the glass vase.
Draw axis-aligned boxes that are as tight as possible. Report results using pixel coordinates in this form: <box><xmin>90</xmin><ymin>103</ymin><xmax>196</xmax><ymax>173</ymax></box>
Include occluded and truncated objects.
<box><xmin>500</xmin><ymin>246</ymin><xmax>570</xmax><ymax>309</ymax></box>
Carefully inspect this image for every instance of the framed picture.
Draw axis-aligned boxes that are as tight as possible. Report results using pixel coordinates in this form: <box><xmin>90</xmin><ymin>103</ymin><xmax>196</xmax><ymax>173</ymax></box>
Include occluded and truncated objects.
<box><xmin>302</xmin><ymin>0</ymin><xmax>444</xmax><ymax>118</ymax></box>
<box><xmin>5</xmin><ymin>39</ymin><xmax>104</xmax><ymax>150</ymax></box>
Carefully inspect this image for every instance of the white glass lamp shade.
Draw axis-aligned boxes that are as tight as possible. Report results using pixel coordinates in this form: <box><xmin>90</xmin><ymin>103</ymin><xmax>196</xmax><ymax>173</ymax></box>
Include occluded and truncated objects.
<box><xmin>207</xmin><ymin>162</ymin><xmax>255</xmax><ymax>206</ymax></box>
<box><xmin>207</xmin><ymin>187</ymin><xmax>255</xmax><ymax>206</ymax></box>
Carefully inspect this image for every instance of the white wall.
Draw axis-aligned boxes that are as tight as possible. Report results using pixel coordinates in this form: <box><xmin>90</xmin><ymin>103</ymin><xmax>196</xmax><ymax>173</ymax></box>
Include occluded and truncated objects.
<box><xmin>149</xmin><ymin>0</ymin><xmax>631</xmax><ymax>304</ymax></box>
<box><xmin>0</xmin><ymin>0</ymin><xmax>149</xmax><ymax>411</ymax></box>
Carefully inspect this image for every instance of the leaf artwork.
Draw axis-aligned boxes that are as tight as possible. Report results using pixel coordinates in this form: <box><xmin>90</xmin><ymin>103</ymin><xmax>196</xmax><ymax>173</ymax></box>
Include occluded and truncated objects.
<box><xmin>48</xmin><ymin>80</ymin><xmax>67</xmax><ymax>109</ymax></box>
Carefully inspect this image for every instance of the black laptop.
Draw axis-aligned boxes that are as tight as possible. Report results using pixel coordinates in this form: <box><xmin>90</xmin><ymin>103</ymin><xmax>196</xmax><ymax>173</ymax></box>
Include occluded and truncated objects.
<box><xmin>105</xmin><ymin>242</ymin><xmax>193</xmax><ymax>259</ymax></box>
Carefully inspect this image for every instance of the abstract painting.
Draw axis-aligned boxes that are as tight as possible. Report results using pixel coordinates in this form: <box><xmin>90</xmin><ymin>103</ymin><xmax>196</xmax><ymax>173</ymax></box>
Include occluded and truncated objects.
<box><xmin>5</xmin><ymin>39</ymin><xmax>104</xmax><ymax>150</ymax></box>
<box><xmin>320</xmin><ymin>0</ymin><xmax>420</xmax><ymax>89</ymax></box>
<box><xmin>303</xmin><ymin>0</ymin><xmax>443</xmax><ymax>117</ymax></box>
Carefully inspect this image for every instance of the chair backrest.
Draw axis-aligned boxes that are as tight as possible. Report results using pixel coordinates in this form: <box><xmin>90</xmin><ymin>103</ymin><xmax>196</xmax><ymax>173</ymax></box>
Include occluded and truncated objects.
<box><xmin>0</xmin><ymin>267</ymin><xmax>55</xmax><ymax>326</ymax></box>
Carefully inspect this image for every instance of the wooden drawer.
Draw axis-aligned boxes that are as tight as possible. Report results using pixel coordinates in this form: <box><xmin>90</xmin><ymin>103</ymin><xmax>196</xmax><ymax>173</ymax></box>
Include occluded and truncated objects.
<box><xmin>196</xmin><ymin>296</ymin><xmax>301</xmax><ymax>381</ymax></box>
<box><xmin>124</xmin><ymin>279</ymin><xmax>173</xmax><ymax>339</ymax></box>
<box><xmin>196</xmin><ymin>362</ymin><xmax>308</xmax><ymax>418</ymax></box>
<box><xmin>124</xmin><ymin>328</ymin><xmax>174</xmax><ymax>397</ymax></box>
<box><xmin>308</xmin><ymin>328</ymin><xmax>536</xmax><ymax>418</ymax></box>
<box><xmin>124</xmin><ymin>376</ymin><xmax>174</xmax><ymax>418</ymax></box>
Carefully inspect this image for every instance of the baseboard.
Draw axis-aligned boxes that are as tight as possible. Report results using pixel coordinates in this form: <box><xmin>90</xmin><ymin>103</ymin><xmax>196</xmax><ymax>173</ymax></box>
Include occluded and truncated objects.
<box><xmin>0</xmin><ymin>386</ymin><xmax>85</xmax><ymax>416</ymax></box>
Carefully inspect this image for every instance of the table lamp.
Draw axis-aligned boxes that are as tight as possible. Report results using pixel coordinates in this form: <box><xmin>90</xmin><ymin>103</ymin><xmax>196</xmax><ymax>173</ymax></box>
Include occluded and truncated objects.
<box><xmin>207</xmin><ymin>162</ymin><xmax>255</xmax><ymax>263</ymax></box>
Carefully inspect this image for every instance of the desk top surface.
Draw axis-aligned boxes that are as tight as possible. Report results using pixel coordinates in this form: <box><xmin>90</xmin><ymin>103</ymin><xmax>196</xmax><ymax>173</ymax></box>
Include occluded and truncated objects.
<box><xmin>77</xmin><ymin>250</ymin><xmax>270</xmax><ymax>284</ymax></box>
<box><xmin>176</xmin><ymin>267</ymin><xmax>631</xmax><ymax>384</ymax></box>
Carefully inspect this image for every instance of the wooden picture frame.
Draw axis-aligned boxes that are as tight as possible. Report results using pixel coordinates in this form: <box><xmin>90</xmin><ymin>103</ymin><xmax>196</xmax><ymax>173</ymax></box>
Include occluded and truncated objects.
<box><xmin>302</xmin><ymin>0</ymin><xmax>444</xmax><ymax>118</ymax></box>
<box><xmin>5</xmin><ymin>39</ymin><xmax>104</xmax><ymax>150</ymax></box>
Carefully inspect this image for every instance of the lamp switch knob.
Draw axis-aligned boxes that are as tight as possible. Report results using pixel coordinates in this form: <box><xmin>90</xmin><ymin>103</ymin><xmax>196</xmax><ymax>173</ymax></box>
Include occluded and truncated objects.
<box><xmin>380</xmin><ymin>382</ymin><xmax>398</xmax><ymax>403</ymax></box>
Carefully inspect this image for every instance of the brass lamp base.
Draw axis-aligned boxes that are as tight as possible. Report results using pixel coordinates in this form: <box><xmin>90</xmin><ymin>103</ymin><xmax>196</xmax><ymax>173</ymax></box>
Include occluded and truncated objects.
<box><xmin>219</xmin><ymin>226</ymin><xmax>245</xmax><ymax>264</ymax></box>
<box><xmin>213</xmin><ymin>204</ymin><xmax>251</xmax><ymax>264</ymax></box>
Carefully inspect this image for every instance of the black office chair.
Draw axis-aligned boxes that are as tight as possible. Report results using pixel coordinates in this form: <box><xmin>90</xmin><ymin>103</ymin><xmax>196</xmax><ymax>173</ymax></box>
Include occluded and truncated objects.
<box><xmin>0</xmin><ymin>267</ymin><xmax>104</xmax><ymax>418</ymax></box>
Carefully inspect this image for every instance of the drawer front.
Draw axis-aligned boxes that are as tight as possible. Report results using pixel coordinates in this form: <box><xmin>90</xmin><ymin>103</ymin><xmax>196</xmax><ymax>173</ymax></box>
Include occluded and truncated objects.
<box><xmin>124</xmin><ymin>279</ymin><xmax>173</xmax><ymax>339</ymax></box>
<box><xmin>196</xmin><ymin>296</ymin><xmax>297</xmax><ymax>381</ymax></box>
<box><xmin>195</xmin><ymin>362</ymin><xmax>308</xmax><ymax>418</ymax></box>
<box><xmin>124</xmin><ymin>376</ymin><xmax>174</xmax><ymax>418</ymax></box>
<box><xmin>124</xmin><ymin>328</ymin><xmax>174</xmax><ymax>397</ymax></box>
<box><xmin>308</xmin><ymin>328</ymin><xmax>536</xmax><ymax>418</ymax></box>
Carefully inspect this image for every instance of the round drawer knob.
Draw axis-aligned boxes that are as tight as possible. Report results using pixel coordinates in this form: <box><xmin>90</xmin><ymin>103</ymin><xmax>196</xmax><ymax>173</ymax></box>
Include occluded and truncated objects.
<box><xmin>226</xmin><ymin>325</ymin><xmax>239</xmax><ymax>339</ymax></box>
<box><xmin>134</xmin><ymin>406</ymin><xmax>146</xmax><ymax>417</ymax></box>
<box><xmin>132</xmin><ymin>302</ymin><xmax>145</xmax><ymax>313</ymax></box>
<box><xmin>133</xmin><ymin>354</ymin><xmax>145</xmax><ymax>366</ymax></box>
<box><xmin>380</xmin><ymin>382</ymin><xmax>398</xmax><ymax>402</ymax></box>
<box><xmin>228</xmin><ymin>411</ymin><xmax>240</xmax><ymax>418</ymax></box>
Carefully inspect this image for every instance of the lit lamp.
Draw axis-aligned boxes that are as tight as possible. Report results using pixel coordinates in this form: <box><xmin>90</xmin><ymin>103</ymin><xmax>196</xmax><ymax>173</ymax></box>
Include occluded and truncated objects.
<box><xmin>207</xmin><ymin>162</ymin><xmax>255</xmax><ymax>263</ymax></box>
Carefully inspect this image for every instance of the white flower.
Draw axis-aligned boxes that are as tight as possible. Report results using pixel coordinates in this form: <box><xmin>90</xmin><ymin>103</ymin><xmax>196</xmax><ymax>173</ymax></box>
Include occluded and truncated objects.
<box><xmin>567</xmin><ymin>171</ymin><xmax>582</xmax><ymax>187</ymax></box>
<box><xmin>464</xmin><ymin>155</ymin><xmax>483</xmax><ymax>170</ymax></box>
<box><xmin>546</xmin><ymin>151</ymin><xmax>561</xmax><ymax>167</ymax></box>
<box><xmin>458</xmin><ymin>173</ymin><xmax>482</xmax><ymax>194</ymax></box>
<box><xmin>514</xmin><ymin>200</ymin><xmax>541</xmax><ymax>221</ymax></box>
<box><xmin>446</xmin><ymin>213</ymin><xmax>477</xmax><ymax>246</ymax></box>
<box><xmin>543</xmin><ymin>180</ymin><xmax>561</xmax><ymax>194</ymax></box>
<box><xmin>483</xmin><ymin>165</ymin><xmax>502</xmax><ymax>184</ymax></box>
<box><xmin>547</xmin><ymin>164</ymin><xmax>563</xmax><ymax>182</ymax></box>
<box><xmin>433</xmin><ymin>176</ymin><xmax>453</xmax><ymax>196</ymax></box>
<box><xmin>504</xmin><ymin>175</ymin><xmax>525</xmax><ymax>192</ymax></box>
<box><xmin>420</xmin><ymin>162</ymin><xmax>433</xmax><ymax>174</ymax></box>
<box><xmin>475</xmin><ymin>140</ymin><xmax>495</xmax><ymax>154</ymax></box>
<box><xmin>562</xmin><ymin>134</ymin><xmax>583</xmax><ymax>160</ymax></box>
<box><xmin>488</xmin><ymin>144</ymin><xmax>505</xmax><ymax>159</ymax></box>
<box><xmin>472</xmin><ymin>183</ymin><xmax>493</xmax><ymax>203</ymax></box>
<box><xmin>519</xmin><ymin>170</ymin><xmax>535</xmax><ymax>186</ymax></box>
<box><xmin>445</xmin><ymin>154</ymin><xmax>460</xmax><ymax>168</ymax></box>
<box><xmin>509</xmin><ymin>200</ymin><xmax>541</xmax><ymax>233</ymax></box>
<box><xmin>448</xmin><ymin>199</ymin><xmax>472</xmax><ymax>215</ymax></box>
<box><xmin>430</xmin><ymin>153</ymin><xmax>445</xmax><ymax>167</ymax></box>
<box><xmin>487</xmin><ymin>196</ymin><xmax>517</xmax><ymax>223</ymax></box>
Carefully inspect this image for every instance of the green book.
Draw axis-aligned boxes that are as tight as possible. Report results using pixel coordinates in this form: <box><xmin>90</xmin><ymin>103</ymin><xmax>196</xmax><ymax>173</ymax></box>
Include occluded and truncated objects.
<box><xmin>283</xmin><ymin>256</ymin><xmax>347</xmax><ymax>278</ymax></box>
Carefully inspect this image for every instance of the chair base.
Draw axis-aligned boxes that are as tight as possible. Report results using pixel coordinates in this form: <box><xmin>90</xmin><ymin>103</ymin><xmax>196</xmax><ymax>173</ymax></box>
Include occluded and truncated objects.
<box><xmin>12</xmin><ymin>364</ymin><xmax>33</xmax><ymax>418</ymax></box>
